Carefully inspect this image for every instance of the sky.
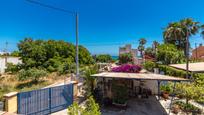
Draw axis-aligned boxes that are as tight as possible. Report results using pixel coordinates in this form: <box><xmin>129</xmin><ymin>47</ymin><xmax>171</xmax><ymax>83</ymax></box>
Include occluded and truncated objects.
<box><xmin>0</xmin><ymin>0</ymin><xmax>204</xmax><ymax>56</ymax></box>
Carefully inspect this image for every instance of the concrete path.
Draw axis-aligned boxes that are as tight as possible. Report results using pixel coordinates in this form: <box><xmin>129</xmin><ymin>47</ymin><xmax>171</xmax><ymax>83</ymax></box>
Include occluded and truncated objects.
<box><xmin>52</xmin><ymin>109</ymin><xmax>67</xmax><ymax>115</ymax></box>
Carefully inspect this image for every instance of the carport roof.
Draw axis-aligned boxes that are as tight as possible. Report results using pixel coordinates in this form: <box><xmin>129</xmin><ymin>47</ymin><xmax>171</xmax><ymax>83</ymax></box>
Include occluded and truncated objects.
<box><xmin>91</xmin><ymin>72</ymin><xmax>189</xmax><ymax>81</ymax></box>
<box><xmin>169</xmin><ymin>62</ymin><xmax>204</xmax><ymax>73</ymax></box>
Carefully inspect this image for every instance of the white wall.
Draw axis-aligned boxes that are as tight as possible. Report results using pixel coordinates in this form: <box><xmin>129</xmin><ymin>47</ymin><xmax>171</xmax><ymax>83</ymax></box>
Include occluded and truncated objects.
<box><xmin>0</xmin><ymin>57</ymin><xmax>22</xmax><ymax>73</ymax></box>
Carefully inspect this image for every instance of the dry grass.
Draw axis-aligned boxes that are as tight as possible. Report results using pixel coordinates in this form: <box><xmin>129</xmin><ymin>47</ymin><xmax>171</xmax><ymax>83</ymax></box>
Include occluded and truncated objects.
<box><xmin>0</xmin><ymin>72</ymin><xmax>69</xmax><ymax>101</ymax></box>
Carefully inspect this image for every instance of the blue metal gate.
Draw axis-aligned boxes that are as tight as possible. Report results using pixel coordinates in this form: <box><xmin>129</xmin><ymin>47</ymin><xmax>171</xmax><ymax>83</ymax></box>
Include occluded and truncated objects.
<box><xmin>17</xmin><ymin>84</ymin><xmax>73</xmax><ymax>115</ymax></box>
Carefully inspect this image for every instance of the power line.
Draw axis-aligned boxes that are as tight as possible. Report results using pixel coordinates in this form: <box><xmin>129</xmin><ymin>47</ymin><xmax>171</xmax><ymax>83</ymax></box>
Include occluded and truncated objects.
<box><xmin>26</xmin><ymin>0</ymin><xmax>75</xmax><ymax>15</ymax></box>
<box><xmin>25</xmin><ymin>0</ymin><xmax>80</xmax><ymax>77</ymax></box>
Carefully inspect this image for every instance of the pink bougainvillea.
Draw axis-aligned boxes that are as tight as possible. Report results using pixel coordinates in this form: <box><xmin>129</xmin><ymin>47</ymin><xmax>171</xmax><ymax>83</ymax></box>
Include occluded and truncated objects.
<box><xmin>111</xmin><ymin>64</ymin><xmax>141</xmax><ymax>73</ymax></box>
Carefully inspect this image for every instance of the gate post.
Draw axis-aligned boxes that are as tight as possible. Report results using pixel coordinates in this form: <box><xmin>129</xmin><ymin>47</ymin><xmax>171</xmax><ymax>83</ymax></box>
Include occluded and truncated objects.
<box><xmin>49</xmin><ymin>88</ymin><xmax>52</xmax><ymax>114</ymax></box>
<box><xmin>3</xmin><ymin>92</ymin><xmax>18</xmax><ymax>113</ymax></box>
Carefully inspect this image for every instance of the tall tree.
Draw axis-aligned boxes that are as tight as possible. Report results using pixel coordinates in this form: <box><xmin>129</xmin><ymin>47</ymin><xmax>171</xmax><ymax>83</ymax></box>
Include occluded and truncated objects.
<box><xmin>163</xmin><ymin>18</ymin><xmax>200</xmax><ymax>53</ymax></box>
<box><xmin>138</xmin><ymin>38</ymin><xmax>147</xmax><ymax>58</ymax></box>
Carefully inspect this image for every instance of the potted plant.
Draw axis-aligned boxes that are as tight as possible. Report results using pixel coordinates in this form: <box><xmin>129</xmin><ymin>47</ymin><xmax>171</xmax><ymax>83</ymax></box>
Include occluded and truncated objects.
<box><xmin>160</xmin><ymin>84</ymin><xmax>171</xmax><ymax>99</ymax></box>
<box><xmin>112</xmin><ymin>81</ymin><xmax>128</xmax><ymax>107</ymax></box>
<box><xmin>172</xmin><ymin>104</ymin><xmax>180</xmax><ymax>114</ymax></box>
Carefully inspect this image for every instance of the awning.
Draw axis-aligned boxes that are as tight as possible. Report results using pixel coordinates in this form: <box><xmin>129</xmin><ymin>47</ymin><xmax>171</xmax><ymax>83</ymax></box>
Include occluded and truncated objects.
<box><xmin>92</xmin><ymin>72</ymin><xmax>189</xmax><ymax>81</ymax></box>
<box><xmin>169</xmin><ymin>62</ymin><xmax>204</xmax><ymax>73</ymax></box>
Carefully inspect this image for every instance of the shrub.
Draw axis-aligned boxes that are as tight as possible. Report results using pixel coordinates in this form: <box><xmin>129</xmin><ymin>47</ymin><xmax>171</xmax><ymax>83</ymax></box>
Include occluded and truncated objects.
<box><xmin>57</xmin><ymin>61</ymin><xmax>75</xmax><ymax>75</ymax></box>
<box><xmin>84</xmin><ymin>96</ymin><xmax>101</xmax><ymax>115</ymax></box>
<box><xmin>142</xmin><ymin>61</ymin><xmax>156</xmax><ymax>71</ymax></box>
<box><xmin>193</xmin><ymin>73</ymin><xmax>204</xmax><ymax>86</ymax></box>
<box><xmin>160</xmin><ymin>83</ymin><xmax>172</xmax><ymax>93</ymax></box>
<box><xmin>96</xmin><ymin>54</ymin><xmax>112</xmax><ymax>63</ymax></box>
<box><xmin>5</xmin><ymin>63</ymin><xmax>20</xmax><ymax>74</ymax></box>
<box><xmin>112</xmin><ymin>64</ymin><xmax>141</xmax><ymax>73</ymax></box>
<box><xmin>18</xmin><ymin>68</ymin><xmax>47</xmax><ymax>82</ymax></box>
<box><xmin>67</xmin><ymin>96</ymin><xmax>101</xmax><ymax>115</ymax></box>
<box><xmin>175</xmin><ymin>83</ymin><xmax>204</xmax><ymax>104</ymax></box>
<box><xmin>119</xmin><ymin>53</ymin><xmax>133</xmax><ymax>64</ymax></box>
<box><xmin>173</xmin><ymin>101</ymin><xmax>201</xmax><ymax>113</ymax></box>
<box><xmin>156</xmin><ymin>44</ymin><xmax>185</xmax><ymax>64</ymax></box>
<box><xmin>83</xmin><ymin>65</ymin><xmax>99</xmax><ymax>97</ymax></box>
<box><xmin>112</xmin><ymin>80</ymin><xmax>128</xmax><ymax>104</ymax></box>
<box><xmin>157</xmin><ymin>64</ymin><xmax>186</xmax><ymax>78</ymax></box>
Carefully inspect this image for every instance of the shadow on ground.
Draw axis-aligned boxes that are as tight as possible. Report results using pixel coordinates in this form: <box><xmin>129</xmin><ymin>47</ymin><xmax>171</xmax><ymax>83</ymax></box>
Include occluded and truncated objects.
<box><xmin>101</xmin><ymin>96</ymin><xmax>167</xmax><ymax>115</ymax></box>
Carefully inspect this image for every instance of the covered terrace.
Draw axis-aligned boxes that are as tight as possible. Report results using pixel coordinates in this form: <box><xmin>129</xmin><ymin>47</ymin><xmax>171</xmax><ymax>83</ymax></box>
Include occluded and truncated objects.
<box><xmin>92</xmin><ymin>72</ymin><xmax>189</xmax><ymax>114</ymax></box>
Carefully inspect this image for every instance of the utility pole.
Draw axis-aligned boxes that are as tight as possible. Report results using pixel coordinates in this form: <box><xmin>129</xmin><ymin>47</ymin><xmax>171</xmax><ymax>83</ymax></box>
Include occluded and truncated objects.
<box><xmin>26</xmin><ymin>0</ymin><xmax>80</xmax><ymax>80</ymax></box>
<box><xmin>195</xmin><ymin>43</ymin><xmax>197</xmax><ymax>60</ymax></box>
<box><xmin>186</xmin><ymin>30</ymin><xmax>189</xmax><ymax>79</ymax></box>
<box><xmin>75</xmin><ymin>13</ymin><xmax>79</xmax><ymax>79</ymax></box>
<box><xmin>4</xmin><ymin>42</ymin><xmax>8</xmax><ymax>65</ymax></box>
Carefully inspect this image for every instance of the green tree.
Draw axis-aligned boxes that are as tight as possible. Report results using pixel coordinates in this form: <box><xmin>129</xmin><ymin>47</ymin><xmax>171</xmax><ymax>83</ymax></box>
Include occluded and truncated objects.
<box><xmin>96</xmin><ymin>54</ymin><xmax>112</xmax><ymax>63</ymax></box>
<box><xmin>10</xmin><ymin>50</ymin><xmax>20</xmax><ymax>57</ymax></box>
<box><xmin>163</xmin><ymin>18</ymin><xmax>200</xmax><ymax>53</ymax></box>
<box><xmin>119</xmin><ymin>53</ymin><xmax>133</xmax><ymax>64</ymax></box>
<box><xmin>145</xmin><ymin>47</ymin><xmax>155</xmax><ymax>58</ymax></box>
<box><xmin>156</xmin><ymin>44</ymin><xmax>185</xmax><ymax>64</ymax></box>
<box><xmin>18</xmin><ymin>38</ymin><xmax>94</xmax><ymax>73</ymax></box>
<box><xmin>138</xmin><ymin>38</ymin><xmax>147</xmax><ymax>58</ymax></box>
<box><xmin>83</xmin><ymin>65</ymin><xmax>99</xmax><ymax>97</ymax></box>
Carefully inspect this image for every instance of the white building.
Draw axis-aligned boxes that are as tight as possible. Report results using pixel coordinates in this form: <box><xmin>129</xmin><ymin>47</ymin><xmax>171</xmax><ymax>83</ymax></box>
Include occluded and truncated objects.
<box><xmin>0</xmin><ymin>57</ymin><xmax>22</xmax><ymax>74</ymax></box>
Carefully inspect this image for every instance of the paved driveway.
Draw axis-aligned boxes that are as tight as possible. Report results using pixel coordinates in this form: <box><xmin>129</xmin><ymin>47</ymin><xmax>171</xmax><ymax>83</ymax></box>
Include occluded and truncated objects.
<box><xmin>101</xmin><ymin>96</ymin><xmax>167</xmax><ymax>115</ymax></box>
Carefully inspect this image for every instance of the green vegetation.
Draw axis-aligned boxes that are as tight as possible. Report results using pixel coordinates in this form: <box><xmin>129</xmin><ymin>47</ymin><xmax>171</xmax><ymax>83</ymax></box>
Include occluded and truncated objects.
<box><xmin>10</xmin><ymin>50</ymin><xmax>20</xmax><ymax>57</ymax></box>
<box><xmin>4</xmin><ymin>38</ymin><xmax>95</xmax><ymax>82</ymax></box>
<box><xmin>143</xmin><ymin>61</ymin><xmax>156</xmax><ymax>72</ymax></box>
<box><xmin>173</xmin><ymin>101</ymin><xmax>202</xmax><ymax>114</ymax></box>
<box><xmin>112</xmin><ymin>80</ymin><xmax>128</xmax><ymax>104</ymax></box>
<box><xmin>96</xmin><ymin>54</ymin><xmax>112</xmax><ymax>63</ymax></box>
<box><xmin>156</xmin><ymin>44</ymin><xmax>185</xmax><ymax>64</ymax></box>
<box><xmin>5</xmin><ymin>63</ymin><xmax>20</xmax><ymax>74</ymax></box>
<box><xmin>138</xmin><ymin>38</ymin><xmax>147</xmax><ymax>58</ymax></box>
<box><xmin>175</xmin><ymin>83</ymin><xmax>204</xmax><ymax>104</ymax></box>
<box><xmin>163</xmin><ymin>18</ymin><xmax>201</xmax><ymax>52</ymax></box>
<box><xmin>67</xmin><ymin>96</ymin><xmax>101</xmax><ymax>115</ymax></box>
<box><xmin>119</xmin><ymin>53</ymin><xmax>133</xmax><ymax>64</ymax></box>
<box><xmin>18</xmin><ymin>38</ymin><xmax>93</xmax><ymax>71</ymax></box>
<box><xmin>83</xmin><ymin>65</ymin><xmax>99</xmax><ymax>97</ymax></box>
<box><xmin>1</xmin><ymin>38</ymin><xmax>95</xmax><ymax>100</ymax></box>
<box><xmin>0</xmin><ymin>73</ymin><xmax>64</xmax><ymax>101</ymax></box>
<box><xmin>18</xmin><ymin>68</ymin><xmax>48</xmax><ymax>82</ymax></box>
<box><xmin>145</xmin><ymin>47</ymin><xmax>155</xmax><ymax>58</ymax></box>
<box><xmin>160</xmin><ymin>83</ymin><xmax>172</xmax><ymax>93</ymax></box>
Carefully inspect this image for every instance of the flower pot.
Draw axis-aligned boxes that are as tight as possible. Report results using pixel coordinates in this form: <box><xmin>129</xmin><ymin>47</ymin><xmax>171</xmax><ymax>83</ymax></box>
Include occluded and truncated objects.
<box><xmin>172</xmin><ymin>104</ymin><xmax>180</xmax><ymax>114</ymax></box>
<box><xmin>162</xmin><ymin>92</ymin><xmax>169</xmax><ymax>99</ymax></box>
<box><xmin>112</xmin><ymin>101</ymin><xmax>127</xmax><ymax>108</ymax></box>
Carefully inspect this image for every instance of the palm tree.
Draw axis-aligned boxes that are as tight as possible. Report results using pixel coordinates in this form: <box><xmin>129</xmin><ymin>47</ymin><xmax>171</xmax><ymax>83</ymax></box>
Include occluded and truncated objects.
<box><xmin>163</xmin><ymin>22</ymin><xmax>186</xmax><ymax>50</ymax></box>
<box><xmin>164</xmin><ymin>18</ymin><xmax>200</xmax><ymax>53</ymax></box>
<box><xmin>138</xmin><ymin>38</ymin><xmax>147</xmax><ymax>58</ymax></box>
<box><xmin>164</xmin><ymin>18</ymin><xmax>200</xmax><ymax>78</ymax></box>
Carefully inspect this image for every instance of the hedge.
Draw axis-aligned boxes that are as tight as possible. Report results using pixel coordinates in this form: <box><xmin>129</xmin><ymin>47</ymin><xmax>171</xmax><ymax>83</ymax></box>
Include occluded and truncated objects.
<box><xmin>143</xmin><ymin>61</ymin><xmax>203</xmax><ymax>79</ymax></box>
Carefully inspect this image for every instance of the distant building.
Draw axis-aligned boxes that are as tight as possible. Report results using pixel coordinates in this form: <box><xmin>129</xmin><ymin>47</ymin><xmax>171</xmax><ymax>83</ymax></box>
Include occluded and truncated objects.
<box><xmin>192</xmin><ymin>44</ymin><xmax>204</xmax><ymax>60</ymax></box>
<box><xmin>119</xmin><ymin>44</ymin><xmax>142</xmax><ymax>64</ymax></box>
<box><xmin>0</xmin><ymin>57</ymin><xmax>22</xmax><ymax>74</ymax></box>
